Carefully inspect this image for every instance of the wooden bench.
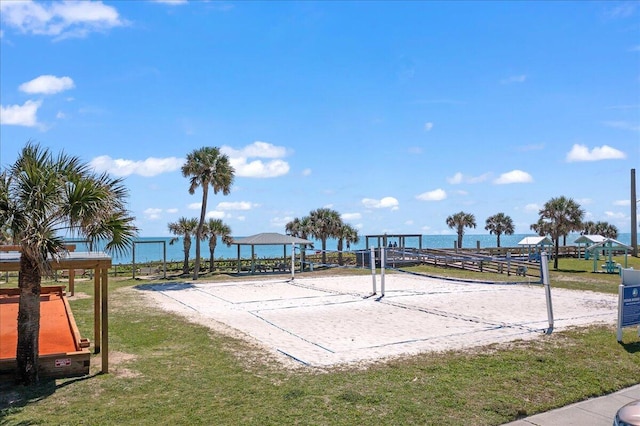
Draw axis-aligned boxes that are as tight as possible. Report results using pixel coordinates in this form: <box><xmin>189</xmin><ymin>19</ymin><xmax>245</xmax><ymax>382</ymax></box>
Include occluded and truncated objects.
<box><xmin>60</xmin><ymin>269</ymin><xmax>87</xmax><ymax>278</ymax></box>
<box><xmin>516</xmin><ymin>265</ymin><xmax>528</xmax><ymax>276</ymax></box>
<box><xmin>272</xmin><ymin>263</ymin><xmax>290</xmax><ymax>272</ymax></box>
<box><xmin>138</xmin><ymin>267</ymin><xmax>159</xmax><ymax>275</ymax></box>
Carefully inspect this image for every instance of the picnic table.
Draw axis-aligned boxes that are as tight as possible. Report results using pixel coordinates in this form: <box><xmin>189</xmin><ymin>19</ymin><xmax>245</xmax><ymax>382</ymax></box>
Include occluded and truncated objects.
<box><xmin>601</xmin><ymin>260</ymin><xmax>620</xmax><ymax>274</ymax></box>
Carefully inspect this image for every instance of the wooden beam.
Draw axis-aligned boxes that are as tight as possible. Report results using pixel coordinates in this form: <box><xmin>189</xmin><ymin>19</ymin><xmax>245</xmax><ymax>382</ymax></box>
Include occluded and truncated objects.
<box><xmin>101</xmin><ymin>268</ymin><xmax>109</xmax><ymax>374</ymax></box>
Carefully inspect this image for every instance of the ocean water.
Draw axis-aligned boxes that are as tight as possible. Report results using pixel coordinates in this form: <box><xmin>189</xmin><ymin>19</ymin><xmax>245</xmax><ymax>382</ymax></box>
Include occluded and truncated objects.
<box><xmin>69</xmin><ymin>233</ymin><xmax>633</xmax><ymax>265</ymax></box>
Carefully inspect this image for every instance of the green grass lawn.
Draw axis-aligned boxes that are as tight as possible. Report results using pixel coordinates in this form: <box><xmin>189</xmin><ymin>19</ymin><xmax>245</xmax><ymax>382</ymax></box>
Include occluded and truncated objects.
<box><xmin>1</xmin><ymin>257</ymin><xmax>639</xmax><ymax>425</ymax></box>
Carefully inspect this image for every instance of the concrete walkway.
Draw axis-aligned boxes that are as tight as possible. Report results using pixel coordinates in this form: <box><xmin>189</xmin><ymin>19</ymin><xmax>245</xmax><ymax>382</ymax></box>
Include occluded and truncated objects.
<box><xmin>503</xmin><ymin>384</ymin><xmax>640</xmax><ymax>425</ymax></box>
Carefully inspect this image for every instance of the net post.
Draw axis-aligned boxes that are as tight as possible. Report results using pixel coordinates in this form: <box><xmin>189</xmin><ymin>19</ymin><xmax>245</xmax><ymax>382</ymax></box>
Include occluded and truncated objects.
<box><xmin>370</xmin><ymin>246</ymin><xmax>376</xmax><ymax>295</ymax></box>
<box><xmin>381</xmin><ymin>247</ymin><xmax>386</xmax><ymax>296</ymax></box>
<box><xmin>541</xmin><ymin>251</ymin><xmax>554</xmax><ymax>334</ymax></box>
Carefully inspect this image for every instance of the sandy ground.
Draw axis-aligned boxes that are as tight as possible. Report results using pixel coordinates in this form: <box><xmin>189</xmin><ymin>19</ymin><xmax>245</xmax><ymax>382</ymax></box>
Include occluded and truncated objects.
<box><xmin>138</xmin><ymin>273</ymin><xmax>618</xmax><ymax>368</ymax></box>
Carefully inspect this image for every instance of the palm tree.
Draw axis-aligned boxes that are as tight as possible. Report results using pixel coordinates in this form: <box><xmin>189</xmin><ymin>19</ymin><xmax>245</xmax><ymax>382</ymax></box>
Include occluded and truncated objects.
<box><xmin>336</xmin><ymin>223</ymin><xmax>359</xmax><ymax>265</ymax></box>
<box><xmin>203</xmin><ymin>218</ymin><xmax>232</xmax><ymax>272</ymax></box>
<box><xmin>446</xmin><ymin>211</ymin><xmax>476</xmax><ymax>249</ymax></box>
<box><xmin>0</xmin><ymin>143</ymin><xmax>137</xmax><ymax>385</ymax></box>
<box><xmin>484</xmin><ymin>213</ymin><xmax>515</xmax><ymax>248</ymax></box>
<box><xmin>308</xmin><ymin>208</ymin><xmax>342</xmax><ymax>265</ymax></box>
<box><xmin>168</xmin><ymin>217</ymin><xmax>199</xmax><ymax>275</ymax></box>
<box><xmin>286</xmin><ymin>216</ymin><xmax>312</xmax><ymax>270</ymax></box>
<box><xmin>181</xmin><ymin>147</ymin><xmax>234</xmax><ymax>280</ymax></box>
<box><xmin>533</xmin><ymin>196</ymin><xmax>584</xmax><ymax>269</ymax></box>
<box><xmin>582</xmin><ymin>220</ymin><xmax>618</xmax><ymax>239</ymax></box>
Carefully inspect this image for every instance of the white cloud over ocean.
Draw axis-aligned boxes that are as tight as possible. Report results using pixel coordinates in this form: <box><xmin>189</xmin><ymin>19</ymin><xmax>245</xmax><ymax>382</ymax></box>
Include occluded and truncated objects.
<box><xmin>19</xmin><ymin>75</ymin><xmax>74</xmax><ymax>95</ymax></box>
<box><xmin>90</xmin><ymin>155</ymin><xmax>183</xmax><ymax>177</ymax></box>
<box><xmin>566</xmin><ymin>144</ymin><xmax>626</xmax><ymax>162</ymax></box>
<box><xmin>0</xmin><ymin>100</ymin><xmax>42</xmax><ymax>126</ymax></box>
<box><xmin>222</xmin><ymin>141</ymin><xmax>290</xmax><ymax>178</ymax></box>
<box><xmin>493</xmin><ymin>170</ymin><xmax>533</xmax><ymax>184</ymax></box>
<box><xmin>416</xmin><ymin>189</ymin><xmax>447</xmax><ymax>201</ymax></box>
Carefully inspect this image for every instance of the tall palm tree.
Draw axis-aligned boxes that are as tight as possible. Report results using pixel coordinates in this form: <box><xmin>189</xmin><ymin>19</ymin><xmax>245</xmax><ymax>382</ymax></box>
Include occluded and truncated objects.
<box><xmin>181</xmin><ymin>147</ymin><xmax>234</xmax><ymax>280</ymax></box>
<box><xmin>534</xmin><ymin>196</ymin><xmax>584</xmax><ymax>269</ymax></box>
<box><xmin>446</xmin><ymin>211</ymin><xmax>476</xmax><ymax>249</ymax></box>
<box><xmin>336</xmin><ymin>223</ymin><xmax>359</xmax><ymax>265</ymax></box>
<box><xmin>484</xmin><ymin>213</ymin><xmax>514</xmax><ymax>248</ymax></box>
<box><xmin>203</xmin><ymin>218</ymin><xmax>232</xmax><ymax>272</ymax></box>
<box><xmin>168</xmin><ymin>217</ymin><xmax>199</xmax><ymax>275</ymax></box>
<box><xmin>0</xmin><ymin>143</ymin><xmax>137</xmax><ymax>384</ymax></box>
<box><xmin>582</xmin><ymin>220</ymin><xmax>618</xmax><ymax>239</ymax></box>
<box><xmin>286</xmin><ymin>216</ymin><xmax>312</xmax><ymax>269</ymax></box>
<box><xmin>308</xmin><ymin>208</ymin><xmax>342</xmax><ymax>265</ymax></box>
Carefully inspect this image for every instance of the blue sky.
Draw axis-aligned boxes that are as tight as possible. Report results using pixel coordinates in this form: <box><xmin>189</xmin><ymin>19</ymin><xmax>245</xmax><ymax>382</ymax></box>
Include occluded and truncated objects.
<box><xmin>1</xmin><ymin>1</ymin><xmax>638</xmax><ymax>238</ymax></box>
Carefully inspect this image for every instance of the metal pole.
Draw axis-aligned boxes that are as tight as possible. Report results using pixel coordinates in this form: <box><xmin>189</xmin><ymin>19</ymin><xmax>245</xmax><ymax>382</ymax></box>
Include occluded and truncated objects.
<box><xmin>291</xmin><ymin>243</ymin><xmax>295</xmax><ymax>280</ymax></box>
<box><xmin>381</xmin><ymin>246</ymin><xmax>386</xmax><ymax>297</ymax></box>
<box><xmin>132</xmin><ymin>244</ymin><xmax>136</xmax><ymax>279</ymax></box>
<box><xmin>541</xmin><ymin>251</ymin><xmax>554</xmax><ymax>334</ymax></box>
<box><xmin>370</xmin><ymin>246</ymin><xmax>376</xmax><ymax>295</ymax></box>
<box><xmin>631</xmin><ymin>168</ymin><xmax>637</xmax><ymax>257</ymax></box>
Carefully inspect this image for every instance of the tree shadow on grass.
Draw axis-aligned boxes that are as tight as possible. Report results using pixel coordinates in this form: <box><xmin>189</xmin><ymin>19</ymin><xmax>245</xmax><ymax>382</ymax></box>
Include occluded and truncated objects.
<box><xmin>134</xmin><ymin>282</ymin><xmax>196</xmax><ymax>292</ymax></box>
<box><xmin>0</xmin><ymin>372</ymin><xmax>101</xmax><ymax>420</ymax></box>
<box><xmin>619</xmin><ymin>340</ymin><xmax>640</xmax><ymax>354</ymax></box>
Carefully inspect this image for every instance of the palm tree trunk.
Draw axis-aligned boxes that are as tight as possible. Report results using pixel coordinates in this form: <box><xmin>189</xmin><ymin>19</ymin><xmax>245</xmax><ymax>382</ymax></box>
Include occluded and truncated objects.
<box><xmin>554</xmin><ymin>238</ymin><xmax>560</xmax><ymax>269</ymax></box>
<box><xmin>182</xmin><ymin>240</ymin><xmax>190</xmax><ymax>275</ymax></box>
<box><xmin>209</xmin><ymin>241</ymin><xmax>216</xmax><ymax>272</ymax></box>
<box><xmin>457</xmin><ymin>233</ymin><xmax>463</xmax><ymax>249</ymax></box>
<box><xmin>194</xmin><ymin>186</ymin><xmax>209</xmax><ymax>280</ymax></box>
<box><xmin>16</xmin><ymin>254</ymin><xmax>41</xmax><ymax>385</ymax></box>
<box><xmin>321</xmin><ymin>239</ymin><xmax>327</xmax><ymax>264</ymax></box>
<box><xmin>337</xmin><ymin>239</ymin><xmax>344</xmax><ymax>265</ymax></box>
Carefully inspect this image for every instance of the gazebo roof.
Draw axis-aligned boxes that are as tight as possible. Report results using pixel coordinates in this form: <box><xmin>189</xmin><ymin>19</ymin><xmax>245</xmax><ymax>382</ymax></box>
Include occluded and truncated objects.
<box><xmin>231</xmin><ymin>232</ymin><xmax>313</xmax><ymax>246</ymax></box>
<box><xmin>518</xmin><ymin>236</ymin><xmax>553</xmax><ymax>246</ymax></box>
<box><xmin>574</xmin><ymin>234</ymin><xmax>607</xmax><ymax>244</ymax></box>
<box><xmin>585</xmin><ymin>238</ymin><xmax>632</xmax><ymax>252</ymax></box>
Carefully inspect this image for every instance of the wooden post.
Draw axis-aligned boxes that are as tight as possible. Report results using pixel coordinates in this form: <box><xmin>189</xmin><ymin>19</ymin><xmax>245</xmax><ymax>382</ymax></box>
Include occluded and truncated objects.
<box><xmin>101</xmin><ymin>268</ymin><xmax>109</xmax><ymax>374</ymax></box>
<box><xmin>69</xmin><ymin>269</ymin><xmax>75</xmax><ymax>296</ymax></box>
<box><xmin>94</xmin><ymin>271</ymin><xmax>101</xmax><ymax>354</ymax></box>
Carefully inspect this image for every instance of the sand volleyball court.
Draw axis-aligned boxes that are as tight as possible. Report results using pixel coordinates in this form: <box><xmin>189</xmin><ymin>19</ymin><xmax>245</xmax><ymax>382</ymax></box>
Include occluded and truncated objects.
<box><xmin>138</xmin><ymin>273</ymin><xmax>618</xmax><ymax>367</ymax></box>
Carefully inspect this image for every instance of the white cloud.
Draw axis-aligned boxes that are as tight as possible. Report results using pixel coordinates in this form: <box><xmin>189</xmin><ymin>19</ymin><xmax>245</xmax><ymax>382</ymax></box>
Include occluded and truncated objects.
<box><xmin>144</xmin><ymin>208</ymin><xmax>162</xmax><ymax>220</ymax></box>
<box><xmin>152</xmin><ymin>0</ymin><xmax>188</xmax><ymax>4</ymax></box>
<box><xmin>614</xmin><ymin>199</ymin><xmax>631</xmax><ymax>206</ymax></box>
<box><xmin>524</xmin><ymin>203</ymin><xmax>539</xmax><ymax>212</ymax></box>
<box><xmin>216</xmin><ymin>201</ymin><xmax>254</xmax><ymax>211</ymax></box>
<box><xmin>0</xmin><ymin>0</ymin><xmax>125</xmax><ymax>39</ymax></box>
<box><xmin>361</xmin><ymin>197</ymin><xmax>399</xmax><ymax>210</ymax></box>
<box><xmin>447</xmin><ymin>172</ymin><xmax>490</xmax><ymax>184</ymax></box>
<box><xmin>19</xmin><ymin>75</ymin><xmax>74</xmax><ymax>94</ymax></box>
<box><xmin>166</xmin><ymin>208</ymin><xmax>179</xmax><ymax>214</ymax></box>
<box><xmin>493</xmin><ymin>170</ymin><xmax>533</xmax><ymax>184</ymax></box>
<box><xmin>188</xmin><ymin>202</ymin><xmax>201</xmax><ymax>210</ymax></box>
<box><xmin>500</xmin><ymin>74</ymin><xmax>527</xmax><ymax>84</ymax></box>
<box><xmin>576</xmin><ymin>198</ymin><xmax>593</xmax><ymax>205</ymax></box>
<box><xmin>605</xmin><ymin>211</ymin><xmax>626</xmax><ymax>220</ymax></box>
<box><xmin>89</xmin><ymin>155</ymin><xmax>183</xmax><ymax>177</ymax></box>
<box><xmin>221</xmin><ymin>141</ymin><xmax>290</xmax><ymax>178</ymax></box>
<box><xmin>342</xmin><ymin>212</ymin><xmax>362</xmax><ymax>221</ymax></box>
<box><xmin>603</xmin><ymin>121</ymin><xmax>640</xmax><ymax>132</ymax></box>
<box><xmin>424</xmin><ymin>122</ymin><xmax>433</xmax><ymax>131</ymax></box>
<box><xmin>416</xmin><ymin>188</ymin><xmax>447</xmax><ymax>201</ymax></box>
<box><xmin>56</xmin><ymin>111</ymin><xmax>67</xmax><ymax>119</ymax></box>
<box><xmin>302</xmin><ymin>168</ymin><xmax>312</xmax><ymax>176</ymax></box>
<box><xmin>270</xmin><ymin>216</ymin><xmax>293</xmax><ymax>228</ymax></box>
<box><xmin>205</xmin><ymin>210</ymin><xmax>226</xmax><ymax>219</ymax></box>
<box><xmin>0</xmin><ymin>100</ymin><xmax>42</xmax><ymax>126</ymax></box>
<box><xmin>565</xmin><ymin>144</ymin><xmax>626</xmax><ymax>162</ymax></box>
